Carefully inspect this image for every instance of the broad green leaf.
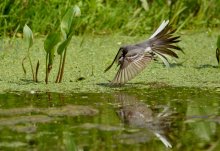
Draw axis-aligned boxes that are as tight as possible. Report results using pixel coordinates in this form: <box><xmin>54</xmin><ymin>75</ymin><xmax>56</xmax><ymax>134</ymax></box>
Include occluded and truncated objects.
<box><xmin>217</xmin><ymin>35</ymin><xmax>220</xmax><ymax>48</ymax></box>
<box><xmin>23</xmin><ymin>24</ymin><xmax>33</xmax><ymax>49</ymax></box>
<box><xmin>61</xmin><ymin>7</ymin><xmax>75</xmax><ymax>39</ymax></box>
<box><xmin>44</xmin><ymin>32</ymin><xmax>61</xmax><ymax>66</ymax></box>
<box><xmin>44</xmin><ymin>32</ymin><xmax>61</xmax><ymax>53</ymax></box>
<box><xmin>60</xmin><ymin>5</ymin><xmax>80</xmax><ymax>39</ymax></box>
<box><xmin>57</xmin><ymin>32</ymin><xmax>74</xmax><ymax>55</ymax></box>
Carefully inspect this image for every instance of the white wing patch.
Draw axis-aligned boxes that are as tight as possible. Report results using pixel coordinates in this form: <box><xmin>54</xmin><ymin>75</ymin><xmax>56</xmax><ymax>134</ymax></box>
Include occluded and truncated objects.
<box><xmin>149</xmin><ymin>20</ymin><xmax>169</xmax><ymax>39</ymax></box>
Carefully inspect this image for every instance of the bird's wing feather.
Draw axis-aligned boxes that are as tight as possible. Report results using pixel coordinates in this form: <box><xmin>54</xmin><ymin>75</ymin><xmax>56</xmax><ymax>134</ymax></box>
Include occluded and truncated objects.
<box><xmin>149</xmin><ymin>20</ymin><xmax>169</xmax><ymax>39</ymax></box>
<box><xmin>111</xmin><ymin>53</ymin><xmax>152</xmax><ymax>85</ymax></box>
<box><xmin>104</xmin><ymin>49</ymin><xmax>123</xmax><ymax>72</ymax></box>
<box><xmin>153</xmin><ymin>51</ymin><xmax>170</xmax><ymax>67</ymax></box>
<box><xmin>146</xmin><ymin>20</ymin><xmax>183</xmax><ymax>67</ymax></box>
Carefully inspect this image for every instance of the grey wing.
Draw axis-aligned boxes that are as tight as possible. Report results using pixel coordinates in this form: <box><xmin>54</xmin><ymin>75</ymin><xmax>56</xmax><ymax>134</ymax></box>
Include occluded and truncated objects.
<box><xmin>104</xmin><ymin>49</ymin><xmax>123</xmax><ymax>72</ymax></box>
<box><xmin>111</xmin><ymin>52</ymin><xmax>153</xmax><ymax>85</ymax></box>
<box><xmin>135</xmin><ymin>40</ymin><xmax>151</xmax><ymax>49</ymax></box>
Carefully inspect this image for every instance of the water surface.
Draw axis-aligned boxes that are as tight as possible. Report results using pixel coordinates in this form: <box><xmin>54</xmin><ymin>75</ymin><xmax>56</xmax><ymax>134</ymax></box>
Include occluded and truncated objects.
<box><xmin>0</xmin><ymin>87</ymin><xmax>220</xmax><ymax>151</ymax></box>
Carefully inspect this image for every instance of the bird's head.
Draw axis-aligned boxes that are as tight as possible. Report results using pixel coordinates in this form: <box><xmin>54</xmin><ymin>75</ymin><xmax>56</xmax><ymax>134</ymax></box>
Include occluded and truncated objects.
<box><xmin>119</xmin><ymin>46</ymin><xmax>129</xmax><ymax>57</ymax></box>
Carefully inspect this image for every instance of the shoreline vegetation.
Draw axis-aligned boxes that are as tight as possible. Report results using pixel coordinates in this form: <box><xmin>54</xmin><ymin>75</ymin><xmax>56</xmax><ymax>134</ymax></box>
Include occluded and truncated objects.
<box><xmin>0</xmin><ymin>0</ymin><xmax>219</xmax><ymax>37</ymax></box>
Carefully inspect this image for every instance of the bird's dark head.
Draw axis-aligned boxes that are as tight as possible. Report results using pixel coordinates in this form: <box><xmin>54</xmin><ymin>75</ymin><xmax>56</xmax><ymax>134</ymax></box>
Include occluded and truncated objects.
<box><xmin>119</xmin><ymin>46</ymin><xmax>128</xmax><ymax>54</ymax></box>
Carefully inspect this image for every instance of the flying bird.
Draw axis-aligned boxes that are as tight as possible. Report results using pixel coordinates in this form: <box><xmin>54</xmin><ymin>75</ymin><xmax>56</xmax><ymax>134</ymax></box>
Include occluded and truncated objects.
<box><xmin>104</xmin><ymin>20</ymin><xmax>183</xmax><ymax>85</ymax></box>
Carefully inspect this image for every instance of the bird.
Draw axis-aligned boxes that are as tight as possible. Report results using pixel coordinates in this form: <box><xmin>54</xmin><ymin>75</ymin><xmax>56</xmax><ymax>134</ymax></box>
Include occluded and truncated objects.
<box><xmin>104</xmin><ymin>20</ymin><xmax>183</xmax><ymax>85</ymax></box>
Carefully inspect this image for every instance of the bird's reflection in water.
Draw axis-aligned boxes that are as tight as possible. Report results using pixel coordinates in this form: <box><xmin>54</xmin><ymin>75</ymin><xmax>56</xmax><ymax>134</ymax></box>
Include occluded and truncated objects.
<box><xmin>114</xmin><ymin>93</ymin><xmax>175</xmax><ymax>148</ymax></box>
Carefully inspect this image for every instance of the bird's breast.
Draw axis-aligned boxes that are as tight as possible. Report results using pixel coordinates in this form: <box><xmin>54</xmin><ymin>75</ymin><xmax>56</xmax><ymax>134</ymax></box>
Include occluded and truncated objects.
<box><xmin>118</xmin><ymin>56</ymin><xmax>124</xmax><ymax>64</ymax></box>
<box><xmin>145</xmin><ymin>46</ymin><xmax>152</xmax><ymax>52</ymax></box>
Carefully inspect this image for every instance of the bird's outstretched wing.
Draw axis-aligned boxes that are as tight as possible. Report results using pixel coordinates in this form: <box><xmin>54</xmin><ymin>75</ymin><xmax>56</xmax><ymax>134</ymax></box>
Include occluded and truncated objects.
<box><xmin>104</xmin><ymin>48</ymin><xmax>123</xmax><ymax>73</ymax></box>
<box><xmin>111</xmin><ymin>52</ymin><xmax>153</xmax><ymax>85</ymax></box>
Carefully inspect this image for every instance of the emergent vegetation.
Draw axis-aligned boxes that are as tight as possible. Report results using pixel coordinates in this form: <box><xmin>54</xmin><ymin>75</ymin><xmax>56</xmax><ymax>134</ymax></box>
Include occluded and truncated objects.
<box><xmin>23</xmin><ymin>6</ymin><xmax>80</xmax><ymax>84</ymax></box>
<box><xmin>0</xmin><ymin>0</ymin><xmax>219</xmax><ymax>36</ymax></box>
<box><xmin>22</xmin><ymin>24</ymin><xmax>39</xmax><ymax>82</ymax></box>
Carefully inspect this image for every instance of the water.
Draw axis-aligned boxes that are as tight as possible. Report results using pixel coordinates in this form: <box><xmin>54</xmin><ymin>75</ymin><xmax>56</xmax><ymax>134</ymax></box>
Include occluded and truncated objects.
<box><xmin>0</xmin><ymin>87</ymin><xmax>220</xmax><ymax>151</ymax></box>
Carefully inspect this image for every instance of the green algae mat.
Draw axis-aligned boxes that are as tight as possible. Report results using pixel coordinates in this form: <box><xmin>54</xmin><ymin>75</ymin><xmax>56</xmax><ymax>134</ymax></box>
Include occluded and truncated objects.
<box><xmin>0</xmin><ymin>31</ymin><xmax>220</xmax><ymax>93</ymax></box>
<box><xmin>1</xmin><ymin>31</ymin><xmax>220</xmax><ymax>151</ymax></box>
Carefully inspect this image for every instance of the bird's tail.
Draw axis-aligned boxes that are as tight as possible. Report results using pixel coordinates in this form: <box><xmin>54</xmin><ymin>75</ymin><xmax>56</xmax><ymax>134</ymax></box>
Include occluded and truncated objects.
<box><xmin>149</xmin><ymin>20</ymin><xmax>183</xmax><ymax>67</ymax></box>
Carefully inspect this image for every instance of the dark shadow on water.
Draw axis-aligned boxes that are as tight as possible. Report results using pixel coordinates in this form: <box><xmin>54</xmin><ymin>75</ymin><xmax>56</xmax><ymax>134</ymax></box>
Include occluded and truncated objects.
<box><xmin>97</xmin><ymin>82</ymin><xmax>111</xmax><ymax>87</ymax></box>
<box><xmin>20</xmin><ymin>79</ymin><xmax>37</xmax><ymax>84</ymax></box>
<box><xmin>169</xmin><ymin>62</ymin><xmax>184</xmax><ymax>67</ymax></box>
<box><xmin>97</xmin><ymin>81</ymin><xmax>170</xmax><ymax>89</ymax></box>
<box><xmin>195</xmin><ymin>64</ymin><xmax>219</xmax><ymax>69</ymax></box>
<box><xmin>146</xmin><ymin>82</ymin><xmax>170</xmax><ymax>88</ymax></box>
<box><xmin>97</xmin><ymin>82</ymin><xmax>149</xmax><ymax>89</ymax></box>
<box><xmin>155</xmin><ymin>60</ymin><xmax>185</xmax><ymax>68</ymax></box>
<box><xmin>97</xmin><ymin>82</ymin><xmax>137</xmax><ymax>88</ymax></box>
<box><xmin>8</xmin><ymin>78</ymin><xmax>44</xmax><ymax>85</ymax></box>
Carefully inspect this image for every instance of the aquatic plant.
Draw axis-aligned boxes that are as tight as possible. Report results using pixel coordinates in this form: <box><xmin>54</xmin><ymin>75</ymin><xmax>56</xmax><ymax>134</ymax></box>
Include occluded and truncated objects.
<box><xmin>22</xmin><ymin>24</ymin><xmax>39</xmax><ymax>82</ymax></box>
<box><xmin>44</xmin><ymin>32</ymin><xmax>61</xmax><ymax>84</ymax></box>
<box><xmin>44</xmin><ymin>6</ymin><xmax>80</xmax><ymax>84</ymax></box>
<box><xmin>55</xmin><ymin>6</ymin><xmax>80</xmax><ymax>83</ymax></box>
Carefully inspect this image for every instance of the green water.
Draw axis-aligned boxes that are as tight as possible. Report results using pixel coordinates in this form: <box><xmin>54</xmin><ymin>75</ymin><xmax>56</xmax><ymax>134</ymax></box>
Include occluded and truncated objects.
<box><xmin>1</xmin><ymin>32</ymin><xmax>220</xmax><ymax>93</ymax></box>
<box><xmin>0</xmin><ymin>87</ymin><xmax>220</xmax><ymax>151</ymax></box>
